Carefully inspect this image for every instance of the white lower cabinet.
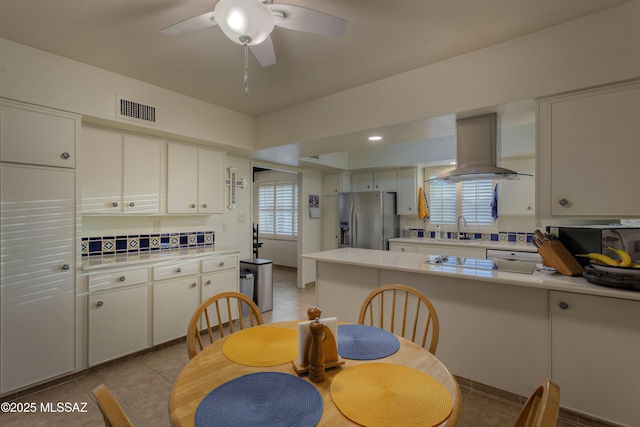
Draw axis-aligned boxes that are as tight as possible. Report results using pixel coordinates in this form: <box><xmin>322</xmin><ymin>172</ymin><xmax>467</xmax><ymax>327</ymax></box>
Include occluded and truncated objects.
<box><xmin>89</xmin><ymin>285</ymin><xmax>150</xmax><ymax>366</ymax></box>
<box><xmin>550</xmin><ymin>291</ymin><xmax>640</xmax><ymax>426</ymax></box>
<box><xmin>389</xmin><ymin>242</ymin><xmax>418</xmax><ymax>253</ymax></box>
<box><xmin>153</xmin><ymin>276</ymin><xmax>200</xmax><ymax>345</ymax></box>
<box><xmin>417</xmin><ymin>244</ymin><xmax>485</xmax><ymax>259</ymax></box>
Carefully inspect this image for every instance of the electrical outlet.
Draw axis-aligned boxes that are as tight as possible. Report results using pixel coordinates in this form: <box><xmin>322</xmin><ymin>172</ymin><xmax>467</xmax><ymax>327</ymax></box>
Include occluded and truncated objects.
<box><xmin>238</xmin><ymin>214</ymin><xmax>245</xmax><ymax>223</ymax></box>
<box><xmin>222</xmin><ymin>223</ymin><xmax>229</xmax><ymax>233</ymax></box>
<box><xmin>154</xmin><ymin>220</ymin><xmax>161</xmax><ymax>232</ymax></box>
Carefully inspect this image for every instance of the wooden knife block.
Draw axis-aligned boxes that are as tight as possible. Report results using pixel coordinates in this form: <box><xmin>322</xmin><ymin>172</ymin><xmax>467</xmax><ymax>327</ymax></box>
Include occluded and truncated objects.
<box><xmin>538</xmin><ymin>240</ymin><xmax>584</xmax><ymax>276</ymax></box>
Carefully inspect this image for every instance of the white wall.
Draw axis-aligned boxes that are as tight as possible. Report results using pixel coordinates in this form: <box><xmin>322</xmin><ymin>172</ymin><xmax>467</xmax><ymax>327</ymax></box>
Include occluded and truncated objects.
<box><xmin>0</xmin><ymin>38</ymin><xmax>254</xmax><ymax>152</ymax></box>
<box><xmin>299</xmin><ymin>170</ymin><xmax>323</xmax><ymax>287</ymax></box>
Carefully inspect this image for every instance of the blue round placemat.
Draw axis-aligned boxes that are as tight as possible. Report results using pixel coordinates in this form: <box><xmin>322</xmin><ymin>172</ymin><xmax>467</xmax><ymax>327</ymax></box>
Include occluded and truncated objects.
<box><xmin>194</xmin><ymin>372</ymin><xmax>323</xmax><ymax>427</ymax></box>
<box><xmin>338</xmin><ymin>324</ymin><xmax>400</xmax><ymax>360</ymax></box>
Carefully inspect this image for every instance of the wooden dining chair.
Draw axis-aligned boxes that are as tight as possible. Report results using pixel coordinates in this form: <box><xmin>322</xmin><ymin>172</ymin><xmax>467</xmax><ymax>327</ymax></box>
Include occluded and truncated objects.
<box><xmin>187</xmin><ymin>291</ymin><xmax>264</xmax><ymax>359</ymax></box>
<box><xmin>92</xmin><ymin>384</ymin><xmax>134</xmax><ymax>427</ymax></box>
<box><xmin>358</xmin><ymin>284</ymin><xmax>440</xmax><ymax>354</ymax></box>
<box><xmin>513</xmin><ymin>378</ymin><xmax>561</xmax><ymax>427</ymax></box>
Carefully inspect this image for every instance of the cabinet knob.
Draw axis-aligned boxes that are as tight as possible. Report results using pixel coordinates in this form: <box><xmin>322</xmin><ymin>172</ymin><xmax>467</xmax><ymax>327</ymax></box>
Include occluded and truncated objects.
<box><xmin>206</xmin><ymin>280</ymin><xmax>212</xmax><ymax>285</ymax></box>
<box><xmin>61</xmin><ymin>264</ymin><xmax>70</xmax><ymax>271</ymax></box>
<box><xmin>112</xmin><ymin>202</ymin><xmax>119</xmax><ymax>207</ymax></box>
<box><xmin>190</xmin><ymin>204</ymin><xmax>196</xmax><ymax>208</ymax></box>
<box><xmin>219</xmin><ymin>261</ymin><xmax>225</xmax><ymax>267</ymax></box>
<box><xmin>119</xmin><ymin>276</ymin><xmax>126</xmax><ymax>282</ymax></box>
<box><xmin>558</xmin><ymin>301</ymin><xmax>569</xmax><ymax>310</ymax></box>
<box><xmin>334</xmin><ymin>189</ymin><xmax>338</xmax><ymax>192</ymax></box>
<box><xmin>191</xmin><ymin>282</ymin><xmax>197</xmax><ymax>288</ymax></box>
<box><xmin>60</xmin><ymin>152</ymin><xmax>70</xmax><ymax>160</ymax></box>
<box><xmin>527</xmin><ymin>206</ymin><xmax>532</xmax><ymax>210</ymax></box>
<box><xmin>401</xmin><ymin>248</ymin><xmax>405</xmax><ymax>252</ymax></box>
<box><xmin>202</xmin><ymin>203</ymin><xmax>208</xmax><ymax>208</ymax></box>
<box><xmin>96</xmin><ymin>301</ymin><xmax>104</xmax><ymax>307</ymax></box>
<box><xmin>558</xmin><ymin>198</ymin><xmax>570</xmax><ymax>207</ymax></box>
<box><xmin>129</xmin><ymin>202</ymin><xmax>135</xmax><ymax>207</ymax></box>
<box><xmin>408</xmin><ymin>207</ymin><xmax>412</xmax><ymax>211</ymax></box>
<box><xmin>176</xmin><ymin>267</ymin><xmax>182</xmax><ymax>273</ymax></box>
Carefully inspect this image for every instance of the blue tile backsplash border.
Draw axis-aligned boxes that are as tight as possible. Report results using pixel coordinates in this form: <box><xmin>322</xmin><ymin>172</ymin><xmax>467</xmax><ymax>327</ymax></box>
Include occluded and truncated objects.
<box><xmin>406</xmin><ymin>229</ymin><xmax>534</xmax><ymax>245</ymax></box>
<box><xmin>82</xmin><ymin>231</ymin><xmax>215</xmax><ymax>257</ymax></box>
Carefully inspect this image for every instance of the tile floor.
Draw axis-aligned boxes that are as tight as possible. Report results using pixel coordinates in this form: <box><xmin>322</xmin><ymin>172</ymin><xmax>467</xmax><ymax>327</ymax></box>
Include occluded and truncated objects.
<box><xmin>0</xmin><ymin>266</ymin><xmax>599</xmax><ymax>426</ymax></box>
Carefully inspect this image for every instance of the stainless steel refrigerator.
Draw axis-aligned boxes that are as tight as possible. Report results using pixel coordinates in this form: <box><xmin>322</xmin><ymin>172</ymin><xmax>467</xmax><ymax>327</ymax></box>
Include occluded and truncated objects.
<box><xmin>338</xmin><ymin>191</ymin><xmax>399</xmax><ymax>250</ymax></box>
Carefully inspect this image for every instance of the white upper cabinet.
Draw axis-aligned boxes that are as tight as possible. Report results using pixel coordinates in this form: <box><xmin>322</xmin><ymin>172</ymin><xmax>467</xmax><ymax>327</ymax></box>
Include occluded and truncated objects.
<box><xmin>323</xmin><ymin>172</ymin><xmax>351</xmax><ymax>196</ymax></box>
<box><xmin>0</xmin><ymin>99</ymin><xmax>79</xmax><ymax>168</ymax></box>
<box><xmin>497</xmin><ymin>158</ymin><xmax>535</xmax><ymax>216</ymax></box>
<box><xmin>353</xmin><ymin>171</ymin><xmax>398</xmax><ymax>192</ymax></box>
<box><xmin>80</xmin><ymin>127</ymin><xmax>161</xmax><ymax>214</ymax></box>
<box><xmin>397</xmin><ymin>168</ymin><xmax>418</xmax><ymax>216</ymax></box>
<box><xmin>167</xmin><ymin>143</ymin><xmax>225</xmax><ymax>214</ymax></box>
<box><xmin>537</xmin><ymin>79</ymin><xmax>640</xmax><ymax>218</ymax></box>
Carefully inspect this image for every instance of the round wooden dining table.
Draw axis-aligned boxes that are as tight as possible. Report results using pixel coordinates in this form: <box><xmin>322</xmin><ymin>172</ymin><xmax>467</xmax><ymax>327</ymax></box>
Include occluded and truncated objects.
<box><xmin>168</xmin><ymin>320</ymin><xmax>461</xmax><ymax>426</ymax></box>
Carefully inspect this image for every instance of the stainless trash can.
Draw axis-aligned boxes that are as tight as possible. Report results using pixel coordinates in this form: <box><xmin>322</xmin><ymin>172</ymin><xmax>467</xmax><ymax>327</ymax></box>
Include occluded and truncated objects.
<box><xmin>239</xmin><ymin>258</ymin><xmax>273</xmax><ymax>313</ymax></box>
<box><xmin>238</xmin><ymin>271</ymin><xmax>254</xmax><ymax>316</ymax></box>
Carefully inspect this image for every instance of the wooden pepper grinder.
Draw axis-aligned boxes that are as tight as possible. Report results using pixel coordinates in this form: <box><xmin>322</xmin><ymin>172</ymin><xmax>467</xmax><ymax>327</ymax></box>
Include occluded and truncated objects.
<box><xmin>309</xmin><ymin>318</ymin><xmax>325</xmax><ymax>383</ymax></box>
<box><xmin>307</xmin><ymin>306</ymin><xmax>321</xmax><ymax>320</ymax></box>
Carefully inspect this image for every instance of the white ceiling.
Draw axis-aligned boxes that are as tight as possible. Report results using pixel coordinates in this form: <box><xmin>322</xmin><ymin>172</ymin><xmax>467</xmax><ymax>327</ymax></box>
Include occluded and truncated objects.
<box><xmin>0</xmin><ymin>0</ymin><xmax>632</xmax><ymax>119</ymax></box>
<box><xmin>0</xmin><ymin>0</ymin><xmax>633</xmax><ymax>171</ymax></box>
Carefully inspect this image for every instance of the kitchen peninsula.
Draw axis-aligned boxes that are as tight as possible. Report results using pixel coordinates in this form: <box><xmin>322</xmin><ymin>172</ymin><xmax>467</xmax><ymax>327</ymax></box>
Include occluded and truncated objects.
<box><xmin>302</xmin><ymin>248</ymin><xmax>640</xmax><ymax>426</ymax></box>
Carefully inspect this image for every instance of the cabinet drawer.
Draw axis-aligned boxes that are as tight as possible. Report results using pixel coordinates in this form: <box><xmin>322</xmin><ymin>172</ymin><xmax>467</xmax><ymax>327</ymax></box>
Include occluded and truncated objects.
<box><xmin>88</xmin><ymin>267</ymin><xmax>149</xmax><ymax>292</ymax></box>
<box><xmin>389</xmin><ymin>243</ymin><xmax>418</xmax><ymax>253</ymax></box>
<box><xmin>153</xmin><ymin>260</ymin><xmax>199</xmax><ymax>280</ymax></box>
<box><xmin>201</xmin><ymin>255</ymin><xmax>238</xmax><ymax>273</ymax></box>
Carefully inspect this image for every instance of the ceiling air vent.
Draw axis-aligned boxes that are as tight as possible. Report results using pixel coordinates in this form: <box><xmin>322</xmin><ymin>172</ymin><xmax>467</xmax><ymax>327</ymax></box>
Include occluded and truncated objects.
<box><xmin>116</xmin><ymin>96</ymin><xmax>157</xmax><ymax>125</ymax></box>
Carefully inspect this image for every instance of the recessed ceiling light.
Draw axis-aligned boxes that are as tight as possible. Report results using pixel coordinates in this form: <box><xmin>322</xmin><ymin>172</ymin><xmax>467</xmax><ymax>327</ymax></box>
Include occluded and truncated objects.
<box><xmin>368</xmin><ymin>136</ymin><xmax>382</xmax><ymax>141</ymax></box>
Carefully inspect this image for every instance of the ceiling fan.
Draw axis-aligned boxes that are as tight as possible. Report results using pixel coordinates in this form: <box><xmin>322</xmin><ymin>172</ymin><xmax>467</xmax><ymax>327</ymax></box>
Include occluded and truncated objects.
<box><xmin>161</xmin><ymin>0</ymin><xmax>347</xmax><ymax>94</ymax></box>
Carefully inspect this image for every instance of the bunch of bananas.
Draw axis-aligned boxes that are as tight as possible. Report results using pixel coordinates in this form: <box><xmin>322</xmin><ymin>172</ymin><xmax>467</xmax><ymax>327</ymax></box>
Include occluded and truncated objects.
<box><xmin>577</xmin><ymin>247</ymin><xmax>640</xmax><ymax>268</ymax></box>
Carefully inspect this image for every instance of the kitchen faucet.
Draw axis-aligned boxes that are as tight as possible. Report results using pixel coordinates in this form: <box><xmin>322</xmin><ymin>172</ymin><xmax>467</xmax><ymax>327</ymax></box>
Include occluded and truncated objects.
<box><xmin>457</xmin><ymin>215</ymin><xmax>467</xmax><ymax>240</ymax></box>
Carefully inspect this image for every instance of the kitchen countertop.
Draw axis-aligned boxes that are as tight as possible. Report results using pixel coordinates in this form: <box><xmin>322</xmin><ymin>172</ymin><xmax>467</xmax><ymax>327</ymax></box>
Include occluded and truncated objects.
<box><xmin>81</xmin><ymin>246</ymin><xmax>241</xmax><ymax>270</ymax></box>
<box><xmin>389</xmin><ymin>237</ymin><xmax>538</xmax><ymax>252</ymax></box>
<box><xmin>302</xmin><ymin>248</ymin><xmax>640</xmax><ymax>302</ymax></box>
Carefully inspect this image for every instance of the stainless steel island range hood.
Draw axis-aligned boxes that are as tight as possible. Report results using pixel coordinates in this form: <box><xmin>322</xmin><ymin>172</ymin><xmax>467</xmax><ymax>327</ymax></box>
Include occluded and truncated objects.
<box><xmin>432</xmin><ymin>113</ymin><xmax>531</xmax><ymax>182</ymax></box>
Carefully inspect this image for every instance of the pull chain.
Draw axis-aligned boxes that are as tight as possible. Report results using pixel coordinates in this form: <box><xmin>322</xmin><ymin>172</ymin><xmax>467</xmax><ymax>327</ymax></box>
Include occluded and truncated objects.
<box><xmin>239</xmin><ymin>35</ymin><xmax>252</xmax><ymax>97</ymax></box>
<box><xmin>243</xmin><ymin>42</ymin><xmax>249</xmax><ymax>96</ymax></box>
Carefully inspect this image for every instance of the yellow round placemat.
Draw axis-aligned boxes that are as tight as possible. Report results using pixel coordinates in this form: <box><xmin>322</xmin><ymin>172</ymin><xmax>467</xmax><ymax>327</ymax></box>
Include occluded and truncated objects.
<box><xmin>330</xmin><ymin>363</ymin><xmax>453</xmax><ymax>427</ymax></box>
<box><xmin>222</xmin><ymin>326</ymin><xmax>298</xmax><ymax>366</ymax></box>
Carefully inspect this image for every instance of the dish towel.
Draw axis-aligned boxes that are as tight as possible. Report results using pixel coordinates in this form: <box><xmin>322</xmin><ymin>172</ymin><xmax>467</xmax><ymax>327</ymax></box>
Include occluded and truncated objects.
<box><xmin>418</xmin><ymin>187</ymin><xmax>429</xmax><ymax>220</ymax></box>
<box><xmin>491</xmin><ymin>183</ymin><xmax>499</xmax><ymax>221</ymax></box>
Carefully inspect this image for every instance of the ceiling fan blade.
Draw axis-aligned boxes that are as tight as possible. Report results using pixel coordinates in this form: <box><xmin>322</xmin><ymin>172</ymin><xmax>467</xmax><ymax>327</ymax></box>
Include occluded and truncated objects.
<box><xmin>268</xmin><ymin>4</ymin><xmax>347</xmax><ymax>36</ymax></box>
<box><xmin>160</xmin><ymin>11</ymin><xmax>217</xmax><ymax>36</ymax></box>
<box><xmin>250</xmin><ymin>36</ymin><xmax>277</xmax><ymax>67</ymax></box>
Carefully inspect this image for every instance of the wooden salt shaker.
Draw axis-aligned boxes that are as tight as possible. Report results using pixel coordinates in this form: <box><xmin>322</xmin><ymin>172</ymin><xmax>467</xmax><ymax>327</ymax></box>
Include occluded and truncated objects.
<box><xmin>309</xmin><ymin>319</ymin><xmax>325</xmax><ymax>383</ymax></box>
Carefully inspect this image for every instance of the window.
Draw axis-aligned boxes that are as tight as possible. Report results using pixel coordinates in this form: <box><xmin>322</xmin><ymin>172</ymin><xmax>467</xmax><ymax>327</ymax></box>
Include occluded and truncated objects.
<box><xmin>258</xmin><ymin>181</ymin><xmax>298</xmax><ymax>238</ymax></box>
<box><xmin>426</xmin><ymin>168</ymin><xmax>496</xmax><ymax>229</ymax></box>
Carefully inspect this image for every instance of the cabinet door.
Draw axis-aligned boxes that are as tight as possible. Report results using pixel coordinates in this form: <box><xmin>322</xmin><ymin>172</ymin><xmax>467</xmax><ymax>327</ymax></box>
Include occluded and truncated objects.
<box><xmin>397</xmin><ymin>168</ymin><xmax>417</xmax><ymax>215</ymax></box>
<box><xmin>198</xmin><ymin>148</ymin><xmax>225</xmax><ymax>214</ymax></box>
<box><xmin>201</xmin><ymin>270</ymin><xmax>239</xmax><ymax>316</ymax></box>
<box><xmin>168</xmin><ymin>143</ymin><xmax>199</xmax><ymax>214</ymax></box>
<box><xmin>153</xmin><ymin>276</ymin><xmax>200</xmax><ymax>344</ymax></box>
<box><xmin>352</xmin><ymin>173</ymin><xmax>373</xmax><ymax>192</ymax></box>
<box><xmin>80</xmin><ymin>127</ymin><xmax>123</xmax><ymax>213</ymax></box>
<box><xmin>389</xmin><ymin>243</ymin><xmax>417</xmax><ymax>253</ymax></box>
<box><xmin>1</xmin><ymin>165</ymin><xmax>76</xmax><ymax>393</ymax></box>
<box><xmin>0</xmin><ymin>100</ymin><xmax>78</xmax><ymax>168</ymax></box>
<box><xmin>417</xmin><ymin>244</ymin><xmax>485</xmax><ymax>258</ymax></box>
<box><xmin>498</xmin><ymin>158</ymin><xmax>534</xmax><ymax>215</ymax></box>
<box><xmin>550</xmin><ymin>291</ymin><xmax>640</xmax><ymax>426</ymax></box>
<box><xmin>374</xmin><ymin>170</ymin><xmax>398</xmax><ymax>191</ymax></box>
<box><xmin>537</xmin><ymin>80</ymin><xmax>640</xmax><ymax>218</ymax></box>
<box><xmin>123</xmin><ymin>135</ymin><xmax>161</xmax><ymax>214</ymax></box>
<box><xmin>323</xmin><ymin>174</ymin><xmax>341</xmax><ymax>196</ymax></box>
<box><xmin>89</xmin><ymin>285</ymin><xmax>150</xmax><ymax>366</ymax></box>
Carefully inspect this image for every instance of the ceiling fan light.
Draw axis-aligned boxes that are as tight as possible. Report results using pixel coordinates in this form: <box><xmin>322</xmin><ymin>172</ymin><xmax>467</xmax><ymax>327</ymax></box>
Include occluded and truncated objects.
<box><xmin>215</xmin><ymin>0</ymin><xmax>275</xmax><ymax>46</ymax></box>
